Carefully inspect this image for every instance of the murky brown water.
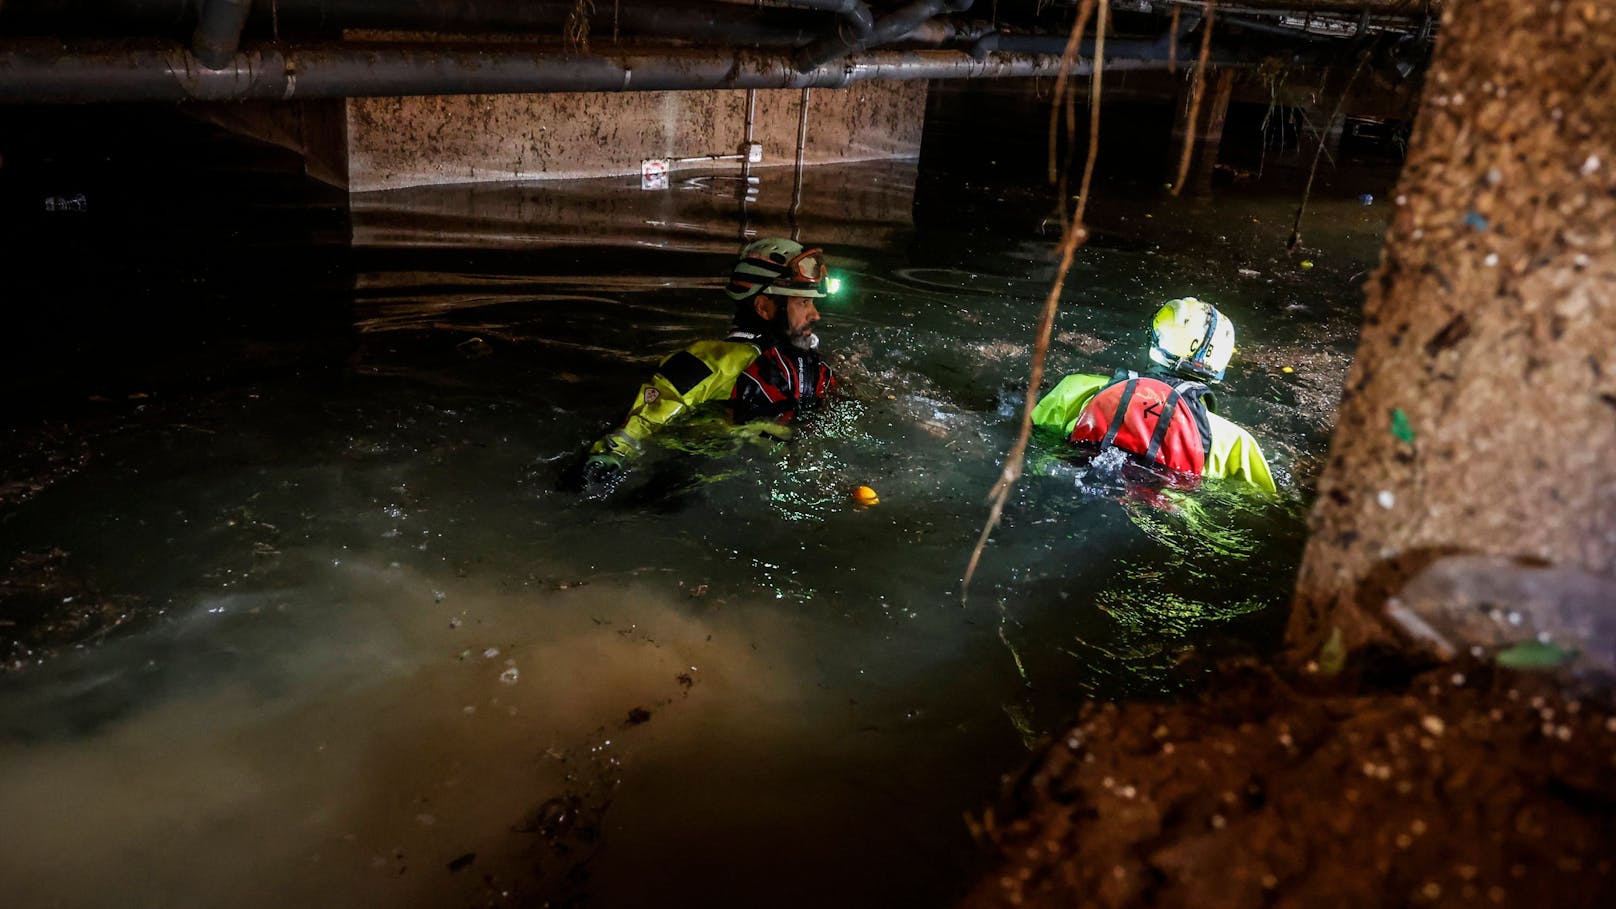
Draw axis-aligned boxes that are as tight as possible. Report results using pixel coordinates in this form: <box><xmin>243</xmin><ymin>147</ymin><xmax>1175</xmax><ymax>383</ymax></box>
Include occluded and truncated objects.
<box><xmin>0</xmin><ymin>103</ymin><xmax>1399</xmax><ymax>906</ymax></box>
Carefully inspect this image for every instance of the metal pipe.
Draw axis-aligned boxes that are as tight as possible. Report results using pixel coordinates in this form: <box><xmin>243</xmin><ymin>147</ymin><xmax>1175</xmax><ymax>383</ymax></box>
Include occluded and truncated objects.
<box><xmin>785</xmin><ymin>85</ymin><xmax>808</xmax><ymax>237</ymax></box>
<box><xmin>744</xmin><ymin>88</ymin><xmax>758</xmax><ymax>146</ymax></box>
<box><xmin>0</xmin><ymin>41</ymin><xmax>1150</xmax><ymax>103</ymax></box>
<box><xmin>740</xmin><ymin>87</ymin><xmax>758</xmax><ymax>181</ymax></box>
<box><xmin>1219</xmin><ymin>14</ymin><xmax>1358</xmax><ymax>39</ymax></box>
<box><xmin>763</xmin><ymin>0</ymin><xmax>875</xmax><ymax>40</ymax></box>
<box><xmin>0</xmin><ymin>0</ymin><xmax>828</xmax><ymax>46</ymax></box>
<box><xmin>792</xmin><ymin>86</ymin><xmax>811</xmax><ymax>214</ymax></box>
<box><xmin>191</xmin><ymin>0</ymin><xmax>251</xmax><ymax>69</ymax></box>
<box><xmin>794</xmin><ymin>0</ymin><xmax>974</xmax><ymax>72</ymax></box>
<box><xmin>972</xmin><ymin>10</ymin><xmax>1200</xmax><ymax>61</ymax></box>
<box><xmin>738</xmin><ymin>86</ymin><xmax>758</xmax><ymax>247</ymax></box>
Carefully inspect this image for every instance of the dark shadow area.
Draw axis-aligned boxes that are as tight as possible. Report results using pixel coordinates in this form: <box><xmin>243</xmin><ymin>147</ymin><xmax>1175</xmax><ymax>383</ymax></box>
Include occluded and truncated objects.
<box><xmin>0</xmin><ymin>105</ymin><xmax>355</xmax><ymax>417</ymax></box>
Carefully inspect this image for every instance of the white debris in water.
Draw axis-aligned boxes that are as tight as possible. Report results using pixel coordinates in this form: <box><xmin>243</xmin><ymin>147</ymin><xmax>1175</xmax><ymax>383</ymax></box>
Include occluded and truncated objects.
<box><xmin>1377</xmin><ymin>490</ymin><xmax>1396</xmax><ymax>509</ymax></box>
<box><xmin>483</xmin><ymin>647</ymin><xmax>500</xmax><ymax>659</ymax></box>
<box><xmin>499</xmin><ymin>667</ymin><xmax>520</xmax><ymax>686</ymax></box>
<box><xmin>463</xmin><ymin>705</ymin><xmax>476</xmax><ymax>716</ymax></box>
<box><xmin>1581</xmin><ymin>155</ymin><xmax>1601</xmax><ymax>176</ymax></box>
<box><xmin>1421</xmin><ymin>715</ymin><xmax>1445</xmax><ymax>736</ymax></box>
<box><xmin>1484</xmin><ymin>252</ymin><xmax>1499</xmax><ymax>267</ymax></box>
<box><xmin>1451</xmin><ymin>672</ymin><xmax>1466</xmax><ymax>687</ymax></box>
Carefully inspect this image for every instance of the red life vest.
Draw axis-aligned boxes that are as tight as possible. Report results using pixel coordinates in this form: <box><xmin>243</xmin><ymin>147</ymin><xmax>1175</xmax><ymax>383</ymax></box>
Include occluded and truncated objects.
<box><xmin>730</xmin><ymin>343</ymin><xmax>834</xmax><ymax>423</ymax></box>
<box><xmin>1068</xmin><ymin>371</ymin><xmax>1213</xmax><ymax>476</ymax></box>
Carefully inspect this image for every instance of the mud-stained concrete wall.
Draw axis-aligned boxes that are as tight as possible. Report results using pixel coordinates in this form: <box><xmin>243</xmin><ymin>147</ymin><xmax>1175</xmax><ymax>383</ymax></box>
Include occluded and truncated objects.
<box><xmin>350</xmin><ymin>159</ymin><xmax>917</xmax><ymax>254</ymax></box>
<box><xmin>345</xmin><ymin>82</ymin><xmax>927</xmax><ymax>192</ymax></box>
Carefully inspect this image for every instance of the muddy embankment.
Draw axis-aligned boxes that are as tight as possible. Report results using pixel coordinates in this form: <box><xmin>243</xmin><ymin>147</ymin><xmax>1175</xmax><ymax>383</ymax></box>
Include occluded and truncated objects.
<box><xmin>961</xmin><ymin>660</ymin><xmax>1615</xmax><ymax>908</ymax></box>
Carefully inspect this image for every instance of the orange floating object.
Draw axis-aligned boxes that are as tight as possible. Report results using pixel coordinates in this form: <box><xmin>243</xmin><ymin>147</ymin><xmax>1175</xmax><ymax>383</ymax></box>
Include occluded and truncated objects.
<box><xmin>852</xmin><ymin>485</ymin><xmax>880</xmax><ymax>506</ymax></box>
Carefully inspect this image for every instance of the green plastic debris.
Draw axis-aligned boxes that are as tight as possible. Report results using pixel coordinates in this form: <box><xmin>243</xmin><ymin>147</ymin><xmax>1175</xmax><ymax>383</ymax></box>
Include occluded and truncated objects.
<box><xmin>1003</xmin><ymin>702</ymin><xmax>1039</xmax><ymax>750</ymax></box>
<box><xmin>1317</xmin><ymin>626</ymin><xmax>1347</xmax><ymax>676</ymax></box>
<box><xmin>1495</xmin><ymin>640</ymin><xmax>1575</xmax><ymax>669</ymax></box>
<box><xmin>1390</xmin><ymin>408</ymin><xmax>1416</xmax><ymax>444</ymax></box>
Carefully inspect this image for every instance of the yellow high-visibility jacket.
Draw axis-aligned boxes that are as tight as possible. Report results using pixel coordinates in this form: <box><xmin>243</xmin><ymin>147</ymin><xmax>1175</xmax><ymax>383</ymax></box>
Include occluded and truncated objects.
<box><xmin>589</xmin><ymin>337</ymin><xmax>765</xmax><ymax>460</ymax></box>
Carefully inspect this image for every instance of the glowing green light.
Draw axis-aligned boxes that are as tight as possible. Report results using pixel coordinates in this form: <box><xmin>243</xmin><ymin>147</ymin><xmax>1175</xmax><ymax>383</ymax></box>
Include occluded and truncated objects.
<box><xmin>825</xmin><ymin>274</ymin><xmax>844</xmax><ymax>296</ymax></box>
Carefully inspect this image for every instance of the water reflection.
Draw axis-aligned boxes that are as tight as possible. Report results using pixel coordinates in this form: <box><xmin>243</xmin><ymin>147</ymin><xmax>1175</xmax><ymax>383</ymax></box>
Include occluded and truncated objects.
<box><xmin>1</xmin><ymin>140</ymin><xmax>1391</xmax><ymax>905</ymax></box>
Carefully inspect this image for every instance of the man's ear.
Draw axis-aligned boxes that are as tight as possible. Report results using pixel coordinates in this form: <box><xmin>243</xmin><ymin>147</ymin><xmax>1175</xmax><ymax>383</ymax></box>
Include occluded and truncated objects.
<box><xmin>752</xmin><ymin>295</ymin><xmax>777</xmax><ymax>321</ymax></box>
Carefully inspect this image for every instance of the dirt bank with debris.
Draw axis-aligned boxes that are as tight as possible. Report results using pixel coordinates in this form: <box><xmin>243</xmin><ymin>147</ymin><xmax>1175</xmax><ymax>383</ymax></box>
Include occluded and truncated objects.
<box><xmin>962</xmin><ymin>664</ymin><xmax>1615</xmax><ymax>908</ymax></box>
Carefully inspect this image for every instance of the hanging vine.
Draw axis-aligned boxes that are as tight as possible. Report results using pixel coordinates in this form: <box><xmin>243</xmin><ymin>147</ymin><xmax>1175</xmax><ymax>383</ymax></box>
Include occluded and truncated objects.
<box><xmin>566</xmin><ymin>0</ymin><xmax>595</xmax><ymax>53</ymax></box>
<box><xmin>962</xmin><ymin>0</ymin><xmax>1110</xmax><ymax>601</ymax></box>
<box><xmin>1287</xmin><ymin>40</ymin><xmax>1378</xmax><ymax>251</ymax></box>
<box><xmin>1171</xmin><ymin>0</ymin><xmax>1217</xmax><ymax>197</ymax></box>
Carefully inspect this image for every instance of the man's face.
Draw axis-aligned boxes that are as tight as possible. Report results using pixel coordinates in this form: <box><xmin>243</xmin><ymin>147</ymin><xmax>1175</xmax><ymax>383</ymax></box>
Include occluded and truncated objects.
<box><xmin>756</xmin><ymin>294</ymin><xmax>821</xmax><ymax>349</ymax></box>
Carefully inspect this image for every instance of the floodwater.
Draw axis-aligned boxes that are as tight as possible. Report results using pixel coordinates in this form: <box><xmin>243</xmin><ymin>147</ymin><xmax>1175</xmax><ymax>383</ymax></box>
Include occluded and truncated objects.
<box><xmin>0</xmin><ymin>102</ymin><xmax>1396</xmax><ymax>906</ymax></box>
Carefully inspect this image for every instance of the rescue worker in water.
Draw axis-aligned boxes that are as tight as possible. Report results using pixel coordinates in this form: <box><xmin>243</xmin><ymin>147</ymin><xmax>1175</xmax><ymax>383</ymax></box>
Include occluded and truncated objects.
<box><xmin>1031</xmin><ymin>297</ymin><xmax>1277</xmax><ymax>493</ymax></box>
<box><xmin>574</xmin><ymin>237</ymin><xmax>837</xmax><ymax>491</ymax></box>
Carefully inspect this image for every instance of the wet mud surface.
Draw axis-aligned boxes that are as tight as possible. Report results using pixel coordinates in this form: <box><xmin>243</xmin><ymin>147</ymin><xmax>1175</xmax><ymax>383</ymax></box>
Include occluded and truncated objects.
<box><xmin>963</xmin><ymin>663</ymin><xmax>1616</xmax><ymax>908</ymax></box>
<box><xmin>0</xmin><ymin>547</ymin><xmax>147</xmax><ymax>671</ymax></box>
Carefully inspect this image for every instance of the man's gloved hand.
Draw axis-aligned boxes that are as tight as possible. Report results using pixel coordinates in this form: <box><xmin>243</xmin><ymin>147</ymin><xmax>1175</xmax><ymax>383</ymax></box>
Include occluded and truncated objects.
<box><xmin>559</xmin><ymin>451</ymin><xmax>626</xmax><ymax>494</ymax></box>
<box><xmin>579</xmin><ymin>451</ymin><xmax>626</xmax><ymax>492</ymax></box>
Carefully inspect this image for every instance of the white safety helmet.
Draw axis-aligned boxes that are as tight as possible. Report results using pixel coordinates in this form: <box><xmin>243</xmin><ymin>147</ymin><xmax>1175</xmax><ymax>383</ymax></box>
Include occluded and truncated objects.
<box><xmin>724</xmin><ymin>238</ymin><xmax>830</xmax><ymax>301</ymax></box>
<box><xmin>1148</xmin><ymin>297</ymin><xmax>1236</xmax><ymax>382</ymax></box>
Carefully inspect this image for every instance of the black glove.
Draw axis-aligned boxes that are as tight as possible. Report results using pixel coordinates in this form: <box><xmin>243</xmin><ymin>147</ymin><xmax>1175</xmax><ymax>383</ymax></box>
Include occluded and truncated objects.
<box><xmin>572</xmin><ymin>452</ymin><xmax>625</xmax><ymax>497</ymax></box>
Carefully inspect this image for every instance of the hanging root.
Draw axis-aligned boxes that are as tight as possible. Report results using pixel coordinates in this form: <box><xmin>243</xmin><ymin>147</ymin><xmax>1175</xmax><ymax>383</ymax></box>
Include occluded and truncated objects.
<box><xmin>1171</xmin><ymin>0</ymin><xmax>1217</xmax><ymax>197</ymax></box>
<box><xmin>1047</xmin><ymin>1</ymin><xmax>1099</xmax><ymax>195</ymax></box>
<box><xmin>1167</xmin><ymin>6</ymin><xmax>1180</xmax><ymax>74</ymax></box>
<box><xmin>566</xmin><ymin>0</ymin><xmax>594</xmax><ymax>52</ymax></box>
<box><xmin>1287</xmin><ymin>39</ymin><xmax>1377</xmax><ymax>252</ymax></box>
<box><xmin>962</xmin><ymin>0</ymin><xmax>1109</xmax><ymax>604</ymax></box>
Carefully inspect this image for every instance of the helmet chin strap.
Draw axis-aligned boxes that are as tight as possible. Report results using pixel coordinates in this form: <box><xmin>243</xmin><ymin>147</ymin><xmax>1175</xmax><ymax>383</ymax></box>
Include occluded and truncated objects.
<box><xmin>1196</xmin><ymin>307</ymin><xmax>1220</xmax><ymax>367</ymax></box>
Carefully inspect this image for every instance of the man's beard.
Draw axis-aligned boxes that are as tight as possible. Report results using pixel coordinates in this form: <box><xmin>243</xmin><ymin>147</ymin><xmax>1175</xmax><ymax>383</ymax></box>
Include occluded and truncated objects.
<box><xmin>773</xmin><ymin>312</ymin><xmax>819</xmax><ymax>351</ymax></box>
